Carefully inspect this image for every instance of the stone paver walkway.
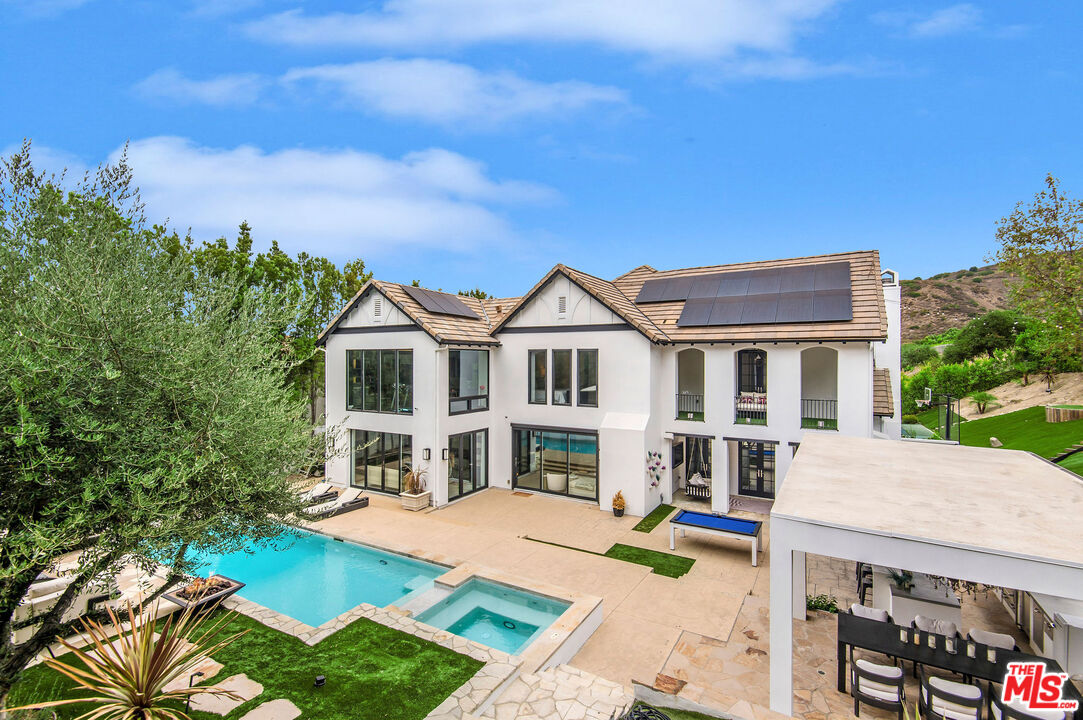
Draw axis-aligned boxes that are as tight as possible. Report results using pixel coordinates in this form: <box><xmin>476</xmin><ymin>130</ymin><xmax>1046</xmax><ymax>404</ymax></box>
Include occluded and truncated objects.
<box><xmin>189</xmin><ymin>673</ymin><xmax>264</xmax><ymax>716</ymax></box>
<box><xmin>239</xmin><ymin>699</ymin><xmax>302</xmax><ymax>720</ymax></box>
<box><xmin>481</xmin><ymin>664</ymin><xmax>632</xmax><ymax>720</ymax></box>
<box><xmin>163</xmin><ymin>657</ymin><xmax>224</xmax><ymax>692</ymax></box>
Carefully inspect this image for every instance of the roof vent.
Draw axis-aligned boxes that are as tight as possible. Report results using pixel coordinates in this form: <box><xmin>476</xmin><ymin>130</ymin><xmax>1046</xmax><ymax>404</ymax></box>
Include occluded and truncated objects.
<box><xmin>374</xmin><ymin>297</ymin><xmax>383</xmax><ymax>317</ymax></box>
<box><xmin>496</xmin><ymin>304</ymin><xmax>503</xmax><ymax>315</ymax></box>
<box><xmin>558</xmin><ymin>295</ymin><xmax>567</xmax><ymax>315</ymax></box>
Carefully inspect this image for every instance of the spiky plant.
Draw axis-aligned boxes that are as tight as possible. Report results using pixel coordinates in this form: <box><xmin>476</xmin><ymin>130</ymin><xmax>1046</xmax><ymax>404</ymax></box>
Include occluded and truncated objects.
<box><xmin>9</xmin><ymin>601</ymin><xmax>247</xmax><ymax>720</ymax></box>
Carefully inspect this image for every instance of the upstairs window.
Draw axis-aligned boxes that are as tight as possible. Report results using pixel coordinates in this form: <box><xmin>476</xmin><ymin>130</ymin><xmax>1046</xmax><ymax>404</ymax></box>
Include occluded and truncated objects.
<box><xmin>347</xmin><ymin>349</ymin><xmax>413</xmax><ymax>414</ymax></box>
<box><xmin>577</xmin><ymin>349</ymin><xmax>598</xmax><ymax>407</ymax></box>
<box><xmin>552</xmin><ymin>349</ymin><xmax>572</xmax><ymax>405</ymax></box>
<box><xmin>528</xmin><ymin>350</ymin><xmax>547</xmax><ymax>404</ymax></box>
<box><xmin>737</xmin><ymin>349</ymin><xmax>767</xmax><ymax>393</ymax></box>
<box><xmin>449</xmin><ymin>349</ymin><xmax>489</xmax><ymax>414</ymax></box>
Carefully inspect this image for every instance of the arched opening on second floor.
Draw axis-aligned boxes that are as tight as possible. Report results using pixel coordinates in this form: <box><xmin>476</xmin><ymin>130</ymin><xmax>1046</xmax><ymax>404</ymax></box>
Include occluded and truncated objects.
<box><xmin>800</xmin><ymin>346</ymin><xmax>838</xmax><ymax>430</ymax></box>
<box><xmin>735</xmin><ymin>348</ymin><xmax>767</xmax><ymax>425</ymax></box>
<box><xmin>676</xmin><ymin>348</ymin><xmax>705</xmax><ymax>421</ymax></box>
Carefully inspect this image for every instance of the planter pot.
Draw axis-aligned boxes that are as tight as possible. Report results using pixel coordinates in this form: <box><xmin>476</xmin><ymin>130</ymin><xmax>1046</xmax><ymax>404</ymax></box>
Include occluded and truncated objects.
<box><xmin>613</xmin><ymin>508</ymin><xmax>625</xmax><ymax>517</ymax></box>
<box><xmin>163</xmin><ymin>575</ymin><xmax>244</xmax><ymax>614</ymax></box>
<box><xmin>400</xmin><ymin>491</ymin><xmax>431</xmax><ymax>511</ymax></box>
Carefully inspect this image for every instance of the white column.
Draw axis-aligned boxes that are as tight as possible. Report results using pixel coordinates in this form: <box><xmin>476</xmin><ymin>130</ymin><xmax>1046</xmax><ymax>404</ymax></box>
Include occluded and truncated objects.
<box><xmin>711</xmin><ymin>439</ymin><xmax>729</xmax><ymax>513</ymax></box>
<box><xmin>792</xmin><ymin>550</ymin><xmax>806</xmax><ymax>621</ymax></box>
<box><xmin>769</xmin><ymin>518</ymin><xmax>795</xmax><ymax>716</ymax></box>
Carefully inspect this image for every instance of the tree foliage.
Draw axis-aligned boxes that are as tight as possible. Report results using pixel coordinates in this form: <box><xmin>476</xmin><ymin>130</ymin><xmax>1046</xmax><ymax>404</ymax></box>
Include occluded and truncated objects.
<box><xmin>457</xmin><ymin>287</ymin><xmax>489</xmax><ymax>299</ymax></box>
<box><xmin>941</xmin><ymin>310</ymin><xmax>1022</xmax><ymax>363</ymax></box>
<box><xmin>993</xmin><ymin>174</ymin><xmax>1083</xmax><ymax>363</ymax></box>
<box><xmin>901</xmin><ymin>343</ymin><xmax>939</xmax><ymax>369</ymax></box>
<box><xmin>0</xmin><ymin>143</ymin><xmax>318</xmax><ymax>707</ymax></box>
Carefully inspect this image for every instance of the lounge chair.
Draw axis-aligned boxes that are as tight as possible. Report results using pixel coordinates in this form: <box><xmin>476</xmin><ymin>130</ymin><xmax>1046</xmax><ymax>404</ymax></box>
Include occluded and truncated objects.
<box><xmin>919</xmin><ymin>669</ymin><xmax>983</xmax><ymax>720</ymax></box>
<box><xmin>850</xmin><ymin>647</ymin><xmax>906</xmax><ymax>720</ymax></box>
<box><xmin>299</xmin><ymin>482</ymin><xmax>338</xmax><ymax>505</ymax></box>
<box><xmin>11</xmin><ymin>574</ymin><xmax>118</xmax><ymax>645</ymax></box>
<box><xmin>304</xmin><ymin>487</ymin><xmax>368</xmax><ymax>519</ymax></box>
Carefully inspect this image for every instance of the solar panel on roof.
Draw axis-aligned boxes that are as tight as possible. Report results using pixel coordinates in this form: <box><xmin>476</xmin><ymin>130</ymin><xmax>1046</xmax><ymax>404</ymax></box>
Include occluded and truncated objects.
<box><xmin>778</xmin><ymin>266</ymin><xmax>816</xmax><ymax>293</ymax></box>
<box><xmin>661</xmin><ymin>276</ymin><xmax>694</xmax><ymax>302</ymax></box>
<box><xmin>746</xmin><ymin>269</ymin><xmax>782</xmax><ymax>295</ymax></box>
<box><xmin>708</xmin><ymin>297</ymin><xmax>745</xmax><ymax>325</ymax></box>
<box><xmin>740</xmin><ymin>294</ymin><xmax>779</xmax><ymax>324</ymax></box>
<box><xmin>688</xmin><ymin>275</ymin><xmax>721</xmax><ymax>299</ymax></box>
<box><xmin>814</xmin><ymin>262</ymin><xmax>851</xmax><ymax>291</ymax></box>
<box><xmin>775</xmin><ymin>290</ymin><xmax>815</xmax><ymax>323</ymax></box>
<box><xmin>402</xmin><ymin>285</ymin><xmax>479</xmax><ymax>319</ymax></box>
<box><xmin>634</xmin><ymin>278</ymin><xmax>667</xmax><ymax>303</ymax></box>
<box><xmin>716</xmin><ymin>271</ymin><xmax>751</xmax><ymax>297</ymax></box>
<box><xmin>812</xmin><ymin>288</ymin><xmax>853</xmax><ymax>322</ymax></box>
<box><xmin>677</xmin><ymin>298</ymin><xmax>714</xmax><ymax>326</ymax></box>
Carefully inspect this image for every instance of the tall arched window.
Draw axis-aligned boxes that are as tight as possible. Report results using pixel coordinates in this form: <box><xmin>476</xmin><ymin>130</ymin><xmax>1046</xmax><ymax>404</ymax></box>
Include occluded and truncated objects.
<box><xmin>735</xmin><ymin>349</ymin><xmax>767</xmax><ymax>425</ymax></box>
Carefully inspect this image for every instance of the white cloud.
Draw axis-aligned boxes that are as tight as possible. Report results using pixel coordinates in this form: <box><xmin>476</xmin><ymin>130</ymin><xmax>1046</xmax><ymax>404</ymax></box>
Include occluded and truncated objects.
<box><xmin>134</xmin><ymin>68</ymin><xmax>268</xmax><ymax>107</ymax></box>
<box><xmin>104</xmin><ymin>137</ymin><xmax>554</xmax><ymax>255</ymax></box>
<box><xmin>243</xmin><ymin>0</ymin><xmax>842</xmax><ymax>61</ymax></box>
<box><xmin>873</xmin><ymin>4</ymin><xmax>982</xmax><ymax>39</ymax></box>
<box><xmin>281</xmin><ymin>59</ymin><xmax>627</xmax><ymax>125</ymax></box>
<box><xmin>716</xmin><ymin>55</ymin><xmax>867</xmax><ymax>81</ymax></box>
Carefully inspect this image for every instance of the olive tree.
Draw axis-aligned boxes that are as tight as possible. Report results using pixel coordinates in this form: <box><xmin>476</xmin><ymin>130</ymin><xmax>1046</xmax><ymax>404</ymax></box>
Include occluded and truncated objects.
<box><xmin>0</xmin><ymin>143</ymin><xmax>318</xmax><ymax>712</ymax></box>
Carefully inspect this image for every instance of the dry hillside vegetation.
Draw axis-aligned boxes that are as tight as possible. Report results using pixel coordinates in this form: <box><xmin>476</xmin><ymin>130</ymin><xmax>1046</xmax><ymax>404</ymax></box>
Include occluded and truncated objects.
<box><xmin>958</xmin><ymin>372</ymin><xmax>1083</xmax><ymax>420</ymax></box>
<box><xmin>901</xmin><ymin>264</ymin><xmax>1011</xmax><ymax>342</ymax></box>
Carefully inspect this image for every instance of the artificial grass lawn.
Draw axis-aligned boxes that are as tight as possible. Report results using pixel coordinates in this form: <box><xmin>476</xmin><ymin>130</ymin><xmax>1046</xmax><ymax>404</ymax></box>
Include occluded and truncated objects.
<box><xmin>633</xmin><ymin>503</ymin><xmax>676</xmax><ymax>533</ymax></box>
<box><xmin>9</xmin><ymin>611</ymin><xmax>482</xmax><ymax>720</ymax></box>
<box><xmin>952</xmin><ymin>405</ymin><xmax>1083</xmax><ymax>460</ymax></box>
<box><xmin>604</xmin><ymin>544</ymin><xmax>695</xmax><ymax>579</ymax></box>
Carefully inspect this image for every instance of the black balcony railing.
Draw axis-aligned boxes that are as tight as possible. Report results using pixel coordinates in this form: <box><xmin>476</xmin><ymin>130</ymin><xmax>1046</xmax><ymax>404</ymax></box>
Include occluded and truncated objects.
<box><xmin>735</xmin><ymin>393</ymin><xmax>767</xmax><ymax>425</ymax></box>
<box><xmin>801</xmin><ymin>398</ymin><xmax>838</xmax><ymax>430</ymax></box>
<box><xmin>676</xmin><ymin>393</ymin><xmax>704</xmax><ymax>421</ymax></box>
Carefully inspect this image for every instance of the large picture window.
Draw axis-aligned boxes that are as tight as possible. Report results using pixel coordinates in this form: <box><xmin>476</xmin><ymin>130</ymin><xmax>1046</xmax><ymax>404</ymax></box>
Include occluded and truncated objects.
<box><xmin>448</xmin><ymin>429</ymin><xmax>488</xmax><ymax>500</ymax></box>
<box><xmin>577</xmin><ymin>349</ymin><xmax>598</xmax><ymax>407</ymax></box>
<box><xmin>449</xmin><ymin>350</ymin><xmax>489</xmax><ymax>414</ymax></box>
<box><xmin>347</xmin><ymin>349</ymin><xmax>413</xmax><ymax>414</ymax></box>
<box><xmin>528</xmin><ymin>350</ymin><xmax>547</xmax><ymax>404</ymax></box>
<box><xmin>351</xmin><ymin>430</ymin><xmax>412</xmax><ymax>493</ymax></box>
<box><xmin>552</xmin><ymin>350</ymin><xmax>572</xmax><ymax>406</ymax></box>
<box><xmin>512</xmin><ymin>427</ymin><xmax>598</xmax><ymax>500</ymax></box>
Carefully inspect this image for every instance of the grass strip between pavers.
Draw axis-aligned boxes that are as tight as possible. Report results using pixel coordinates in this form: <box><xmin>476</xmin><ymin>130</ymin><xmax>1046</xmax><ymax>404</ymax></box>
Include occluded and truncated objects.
<box><xmin>9</xmin><ymin>611</ymin><xmax>482</xmax><ymax>720</ymax></box>
<box><xmin>523</xmin><ymin>536</ymin><xmax>695</xmax><ymax>578</ymax></box>
<box><xmin>632</xmin><ymin>503</ymin><xmax>676</xmax><ymax>533</ymax></box>
<box><xmin>604</xmin><ymin>544</ymin><xmax>695</xmax><ymax>579</ymax></box>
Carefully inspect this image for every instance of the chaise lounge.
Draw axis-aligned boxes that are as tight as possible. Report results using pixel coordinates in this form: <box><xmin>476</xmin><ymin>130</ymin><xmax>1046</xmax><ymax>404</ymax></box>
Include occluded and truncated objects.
<box><xmin>304</xmin><ymin>486</ymin><xmax>368</xmax><ymax>519</ymax></box>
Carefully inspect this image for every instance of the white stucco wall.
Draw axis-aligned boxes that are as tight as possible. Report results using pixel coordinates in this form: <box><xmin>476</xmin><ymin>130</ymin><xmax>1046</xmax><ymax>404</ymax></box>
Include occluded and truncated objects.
<box><xmin>503</xmin><ymin>275</ymin><xmax>624</xmax><ymax>328</ymax></box>
<box><xmin>873</xmin><ymin>273</ymin><xmax>903</xmax><ymax>440</ymax></box>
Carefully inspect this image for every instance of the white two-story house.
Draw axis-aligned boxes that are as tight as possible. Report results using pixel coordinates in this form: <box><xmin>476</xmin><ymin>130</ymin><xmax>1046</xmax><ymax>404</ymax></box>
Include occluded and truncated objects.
<box><xmin>319</xmin><ymin>250</ymin><xmax>901</xmax><ymax>518</ymax></box>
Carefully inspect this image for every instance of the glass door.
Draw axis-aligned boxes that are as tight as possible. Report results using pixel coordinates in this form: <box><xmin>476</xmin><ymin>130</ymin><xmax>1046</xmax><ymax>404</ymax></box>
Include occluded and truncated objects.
<box><xmin>737</xmin><ymin>441</ymin><xmax>776</xmax><ymax>498</ymax></box>
<box><xmin>448</xmin><ymin>429</ymin><xmax>488</xmax><ymax>501</ymax></box>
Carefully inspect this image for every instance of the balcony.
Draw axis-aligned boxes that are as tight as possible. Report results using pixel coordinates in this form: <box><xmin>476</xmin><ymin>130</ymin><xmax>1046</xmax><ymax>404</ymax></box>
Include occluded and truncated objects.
<box><xmin>801</xmin><ymin>398</ymin><xmax>838</xmax><ymax>430</ymax></box>
<box><xmin>676</xmin><ymin>393</ymin><xmax>704</xmax><ymax>422</ymax></box>
<box><xmin>735</xmin><ymin>392</ymin><xmax>767</xmax><ymax>425</ymax></box>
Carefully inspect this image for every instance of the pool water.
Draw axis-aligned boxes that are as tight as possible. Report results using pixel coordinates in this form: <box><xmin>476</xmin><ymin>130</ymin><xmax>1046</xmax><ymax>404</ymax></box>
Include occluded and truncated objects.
<box><xmin>415</xmin><ymin>579</ymin><xmax>570</xmax><ymax>655</ymax></box>
<box><xmin>188</xmin><ymin>530</ymin><xmax>445</xmax><ymax>627</ymax></box>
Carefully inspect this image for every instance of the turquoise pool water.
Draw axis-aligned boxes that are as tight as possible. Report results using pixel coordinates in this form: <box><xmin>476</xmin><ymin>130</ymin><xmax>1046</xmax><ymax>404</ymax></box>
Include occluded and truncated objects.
<box><xmin>189</xmin><ymin>530</ymin><xmax>445</xmax><ymax>627</ymax></box>
<box><xmin>414</xmin><ymin>579</ymin><xmax>570</xmax><ymax>655</ymax></box>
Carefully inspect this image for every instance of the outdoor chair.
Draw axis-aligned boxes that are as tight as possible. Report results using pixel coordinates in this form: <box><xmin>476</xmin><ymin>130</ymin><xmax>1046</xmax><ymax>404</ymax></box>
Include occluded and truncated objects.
<box><xmin>989</xmin><ymin>683</ymin><xmax>1065</xmax><ymax>720</ymax></box>
<box><xmin>967</xmin><ymin>628</ymin><xmax>1017</xmax><ymax>651</ymax></box>
<box><xmin>856</xmin><ymin>563</ymin><xmax>873</xmax><ymax>605</ymax></box>
<box><xmin>850</xmin><ymin>647</ymin><xmax>906</xmax><ymax>720</ymax></box>
<box><xmin>684</xmin><ymin>473</ymin><xmax>711</xmax><ymax>500</ymax></box>
<box><xmin>849</xmin><ymin>604</ymin><xmax>897</xmax><ymax>665</ymax></box>
<box><xmin>912</xmin><ymin>615</ymin><xmax>961</xmax><ymax>678</ymax></box>
<box><xmin>299</xmin><ymin>482</ymin><xmax>338</xmax><ymax>506</ymax></box>
<box><xmin>919</xmin><ymin>669</ymin><xmax>984</xmax><ymax>720</ymax></box>
<box><xmin>304</xmin><ymin>487</ymin><xmax>368</xmax><ymax>519</ymax></box>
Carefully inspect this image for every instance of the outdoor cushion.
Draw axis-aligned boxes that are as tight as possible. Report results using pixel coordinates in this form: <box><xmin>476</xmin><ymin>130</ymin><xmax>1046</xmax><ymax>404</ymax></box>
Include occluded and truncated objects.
<box><xmin>923</xmin><ymin>677</ymin><xmax>981</xmax><ymax>720</ymax></box>
<box><xmin>855</xmin><ymin>659</ymin><xmax>902</xmax><ymax>702</ymax></box>
<box><xmin>968</xmin><ymin>628</ymin><xmax>1016</xmax><ymax>649</ymax></box>
<box><xmin>338</xmin><ymin>487</ymin><xmax>362</xmax><ymax>504</ymax></box>
<box><xmin>915</xmin><ymin>615</ymin><xmax>958</xmax><ymax>637</ymax></box>
<box><xmin>27</xmin><ymin>577</ymin><xmax>71</xmax><ymax>599</ymax></box>
<box><xmin>850</xmin><ymin>604</ymin><xmax>890</xmax><ymax>622</ymax></box>
<box><xmin>687</xmin><ymin>473</ymin><xmax>707</xmax><ymax>486</ymax></box>
<box><xmin>992</xmin><ymin>698</ymin><xmax>1066</xmax><ymax>720</ymax></box>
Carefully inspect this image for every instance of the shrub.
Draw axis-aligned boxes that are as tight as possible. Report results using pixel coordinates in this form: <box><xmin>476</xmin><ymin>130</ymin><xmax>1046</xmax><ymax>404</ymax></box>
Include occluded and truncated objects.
<box><xmin>968</xmin><ymin>391</ymin><xmax>999</xmax><ymax>414</ymax></box>
<box><xmin>902</xmin><ymin>414</ymin><xmax>919</xmax><ymax>424</ymax></box>
<box><xmin>942</xmin><ymin>310</ymin><xmax>1022</xmax><ymax>363</ymax></box>
<box><xmin>902</xmin><ymin>343</ymin><xmax>938</xmax><ymax>369</ymax></box>
<box><xmin>806</xmin><ymin>594</ymin><xmax>839</xmax><ymax>613</ymax></box>
<box><xmin>969</xmin><ymin>266</ymin><xmax>978</xmax><ymax>272</ymax></box>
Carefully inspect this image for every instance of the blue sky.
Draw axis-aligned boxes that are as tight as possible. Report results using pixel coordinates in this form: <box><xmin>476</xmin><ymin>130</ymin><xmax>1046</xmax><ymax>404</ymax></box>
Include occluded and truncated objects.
<box><xmin>2</xmin><ymin>1</ymin><xmax>1080</xmax><ymax>296</ymax></box>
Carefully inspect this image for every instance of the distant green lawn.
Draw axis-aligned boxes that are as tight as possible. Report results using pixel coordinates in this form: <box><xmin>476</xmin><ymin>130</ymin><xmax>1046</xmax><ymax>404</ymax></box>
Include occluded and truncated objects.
<box><xmin>633</xmin><ymin>503</ymin><xmax>676</xmax><ymax>533</ymax></box>
<box><xmin>948</xmin><ymin>406</ymin><xmax>1083</xmax><ymax>469</ymax></box>
<box><xmin>604</xmin><ymin>544</ymin><xmax>695</xmax><ymax>579</ymax></box>
<box><xmin>9</xmin><ymin>611</ymin><xmax>481</xmax><ymax>720</ymax></box>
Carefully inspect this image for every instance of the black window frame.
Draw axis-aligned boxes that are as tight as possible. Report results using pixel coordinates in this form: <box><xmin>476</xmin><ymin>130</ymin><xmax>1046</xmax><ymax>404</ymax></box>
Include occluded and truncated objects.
<box><xmin>350</xmin><ymin>429</ymin><xmax>413</xmax><ymax>493</ymax></box>
<box><xmin>511</xmin><ymin>425</ymin><xmax>599</xmax><ymax>502</ymax></box>
<box><xmin>346</xmin><ymin>349</ymin><xmax>413</xmax><ymax>415</ymax></box>
<box><xmin>551</xmin><ymin>349</ymin><xmax>572</xmax><ymax>406</ymax></box>
<box><xmin>528</xmin><ymin>349</ymin><xmax>547</xmax><ymax>405</ymax></box>
<box><xmin>737</xmin><ymin>348</ymin><xmax>767</xmax><ymax>394</ymax></box>
<box><xmin>447</xmin><ymin>428</ymin><xmax>488</xmax><ymax>501</ymax></box>
<box><xmin>576</xmin><ymin>349</ymin><xmax>599</xmax><ymax>407</ymax></box>
<box><xmin>737</xmin><ymin>441</ymin><xmax>776</xmax><ymax>499</ymax></box>
<box><xmin>448</xmin><ymin>349</ymin><xmax>490</xmax><ymax>415</ymax></box>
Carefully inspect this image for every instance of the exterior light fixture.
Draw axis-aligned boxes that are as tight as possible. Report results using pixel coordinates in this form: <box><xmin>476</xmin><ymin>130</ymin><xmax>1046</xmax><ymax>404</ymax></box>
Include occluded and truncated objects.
<box><xmin>184</xmin><ymin>672</ymin><xmax>205</xmax><ymax>713</ymax></box>
<box><xmin>442</xmin><ymin>448</ymin><xmax>449</xmax><ymax>460</ymax></box>
<box><xmin>423</xmin><ymin>448</ymin><xmax>431</xmax><ymax>461</ymax></box>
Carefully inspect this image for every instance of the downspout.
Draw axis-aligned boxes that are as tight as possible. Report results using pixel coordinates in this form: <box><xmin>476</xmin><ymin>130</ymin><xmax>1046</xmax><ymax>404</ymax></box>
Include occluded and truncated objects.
<box><xmin>434</xmin><ymin>345</ymin><xmax>447</xmax><ymax>507</ymax></box>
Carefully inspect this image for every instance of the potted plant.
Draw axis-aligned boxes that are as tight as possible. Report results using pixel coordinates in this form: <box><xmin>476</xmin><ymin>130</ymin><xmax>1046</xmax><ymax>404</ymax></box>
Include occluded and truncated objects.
<box><xmin>400</xmin><ymin>464</ymin><xmax>431</xmax><ymax>511</ymax></box>
<box><xmin>612</xmin><ymin>491</ymin><xmax>626</xmax><ymax>517</ymax></box>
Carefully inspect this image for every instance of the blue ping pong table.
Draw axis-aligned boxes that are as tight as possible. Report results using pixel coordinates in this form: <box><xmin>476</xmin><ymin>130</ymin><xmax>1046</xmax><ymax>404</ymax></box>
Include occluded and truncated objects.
<box><xmin>669</xmin><ymin>509</ymin><xmax>763</xmax><ymax>566</ymax></box>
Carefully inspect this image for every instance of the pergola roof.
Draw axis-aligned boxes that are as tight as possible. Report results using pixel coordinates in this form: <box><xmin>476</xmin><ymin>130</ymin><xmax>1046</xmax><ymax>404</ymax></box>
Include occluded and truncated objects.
<box><xmin>773</xmin><ymin>434</ymin><xmax>1083</xmax><ymax>569</ymax></box>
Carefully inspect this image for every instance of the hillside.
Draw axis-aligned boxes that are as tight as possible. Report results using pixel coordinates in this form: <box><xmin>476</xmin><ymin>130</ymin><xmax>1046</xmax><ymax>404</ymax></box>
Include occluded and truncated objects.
<box><xmin>901</xmin><ymin>263</ymin><xmax>1011</xmax><ymax>342</ymax></box>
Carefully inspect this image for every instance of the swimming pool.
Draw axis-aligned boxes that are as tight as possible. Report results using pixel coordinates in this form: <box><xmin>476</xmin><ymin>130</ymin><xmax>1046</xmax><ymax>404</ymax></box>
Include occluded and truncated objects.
<box><xmin>414</xmin><ymin>579</ymin><xmax>570</xmax><ymax>655</ymax></box>
<box><xmin>189</xmin><ymin>530</ymin><xmax>445</xmax><ymax>627</ymax></box>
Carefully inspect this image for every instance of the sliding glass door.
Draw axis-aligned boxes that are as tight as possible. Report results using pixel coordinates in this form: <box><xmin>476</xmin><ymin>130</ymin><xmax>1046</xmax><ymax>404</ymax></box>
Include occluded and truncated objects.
<box><xmin>448</xmin><ymin>429</ymin><xmax>487</xmax><ymax>501</ymax></box>
<box><xmin>351</xmin><ymin>430</ymin><xmax>412</xmax><ymax>493</ymax></box>
<box><xmin>511</xmin><ymin>427</ymin><xmax>598</xmax><ymax>501</ymax></box>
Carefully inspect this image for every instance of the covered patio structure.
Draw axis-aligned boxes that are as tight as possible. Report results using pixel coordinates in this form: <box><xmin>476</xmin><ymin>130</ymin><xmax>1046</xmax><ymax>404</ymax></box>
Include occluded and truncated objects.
<box><xmin>769</xmin><ymin>434</ymin><xmax>1083</xmax><ymax>717</ymax></box>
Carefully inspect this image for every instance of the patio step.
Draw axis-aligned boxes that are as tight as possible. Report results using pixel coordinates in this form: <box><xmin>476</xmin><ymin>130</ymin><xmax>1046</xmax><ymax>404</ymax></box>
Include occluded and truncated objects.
<box><xmin>481</xmin><ymin>663</ymin><xmax>632</xmax><ymax>720</ymax></box>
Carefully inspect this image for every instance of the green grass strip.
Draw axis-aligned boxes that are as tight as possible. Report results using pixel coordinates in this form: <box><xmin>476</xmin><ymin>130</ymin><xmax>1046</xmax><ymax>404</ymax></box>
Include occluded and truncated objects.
<box><xmin>604</xmin><ymin>543</ymin><xmax>695</xmax><ymax>579</ymax></box>
<box><xmin>10</xmin><ymin>611</ymin><xmax>482</xmax><ymax>720</ymax></box>
<box><xmin>632</xmin><ymin>503</ymin><xmax>676</xmax><ymax>533</ymax></box>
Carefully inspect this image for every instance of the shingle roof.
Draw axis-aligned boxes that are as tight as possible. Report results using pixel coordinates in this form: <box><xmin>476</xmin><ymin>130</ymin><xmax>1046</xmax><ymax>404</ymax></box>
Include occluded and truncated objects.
<box><xmin>490</xmin><ymin>264</ymin><xmax>667</xmax><ymax>342</ymax></box>
<box><xmin>611</xmin><ymin>250</ymin><xmax>889</xmax><ymax>343</ymax></box>
<box><xmin>873</xmin><ymin>368</ymin><xmax>895</xmax><ymax>417</ymax></box>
